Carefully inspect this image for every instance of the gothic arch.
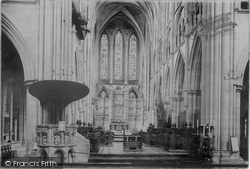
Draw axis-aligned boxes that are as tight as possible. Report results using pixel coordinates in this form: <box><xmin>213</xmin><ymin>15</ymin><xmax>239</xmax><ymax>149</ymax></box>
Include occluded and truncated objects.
<box><xmin>52</xmin><ymin>148</ymin><xmax>66</xmax><ymax>157</ymax></box>
<box><xmin>158</xmin><ymin>75</ymin><xmax>163</xmax><ymax>101</ymax></box>
<box><xmin>53</xmin><ymin>149</ymin><xmax>65</xmax><ymax>163</ymax></box>
<box><xmin>128</xmin><ymin>87</ymin><xmax>141</xmax><ymax>98</ymax></box>
<box><xmin>68</xmin><ymin>148</ymin><xmax>76</xmax><ymax>163</ymax></box>
<box><xmin>37</xmin><ymin>148</ymin><xmax>48</xmax><ymax>157</ymax></box>
<box><xmin>189</xmin><ymin>35</ymin><xmax>202</xmax><ymax>89</ymax></box>
<box><xmin>92</xmin><ymin>1</ymin><xmax>155</xmax><ymax>43</ymax></box>
<box><xmin>2</xmin><ymin>14</ymin><xmax>36</xmax><ymax>81</ymax></box>
<box><xmin>174</xmin><ymin>52</ymin><xmax>185</xmax><ymax>96</ymax></box>
<box><xmin>96</xmin><ymin>86</ymin><xmax>110</xmax><ymax>98</ymax></box>
<box><xmin>165</xmin><ymin>67</ymin><xmax>170</xmax><ymax>101</ymax></box>
<box><xmin>95</xmin><ymin>5</ymin><xmax>144</xmax><ymax>44</ymax></box>
<box><xmin>236</xmin><ymin>43</ymin><xmax>249</xmax><ymax>86</ymax></box>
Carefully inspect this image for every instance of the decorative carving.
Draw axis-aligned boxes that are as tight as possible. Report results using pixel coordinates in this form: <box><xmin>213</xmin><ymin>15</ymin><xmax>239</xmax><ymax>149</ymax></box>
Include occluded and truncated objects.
<box><xmin>36</xmin><ymin>123</ymin><xmax>77</xmax><ymax>146</ymax></box>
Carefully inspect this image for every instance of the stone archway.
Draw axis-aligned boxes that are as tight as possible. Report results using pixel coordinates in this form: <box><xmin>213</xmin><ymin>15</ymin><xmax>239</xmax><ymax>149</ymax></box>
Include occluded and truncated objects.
<box><xmin>1</xmin><ymin>33</ymin><xmax>25</xmax><ymax>144</ymax></box>
<box><xmin>173</xmin><ymin>52</ymin><xmax>185</xmax><ymax>127</ymax></box>
<box><xmin>186</xmin><ymin>36</ymin><xmax>202</xmax><ymax>128</ymax></box>
<box><xmin>240</xmin><ymin>62</ymin><xmax>248</xmax><ymax>161</ymax></box>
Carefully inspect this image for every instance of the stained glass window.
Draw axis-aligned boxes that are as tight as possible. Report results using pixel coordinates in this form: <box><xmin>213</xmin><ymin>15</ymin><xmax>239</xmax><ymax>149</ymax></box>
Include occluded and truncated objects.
<box><xmin>129</xmin><ymin>34</ymin><xmax>137</xmax><ymax>80</ymax></box>
<box><xmin>100</xmin><ymin>34</ymin><xmax>108</xmax><ymax>79</ymax></box>
<box><xmin>114</xmin><ymin>31</ymin><xmax>123</xmax><ymax>80</ymax></box>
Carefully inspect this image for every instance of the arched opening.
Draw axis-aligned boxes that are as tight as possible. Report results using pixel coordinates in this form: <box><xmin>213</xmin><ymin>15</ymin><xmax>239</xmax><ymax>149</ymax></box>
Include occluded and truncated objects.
<box><xmin>99</xmin><ymin>90</ymin><xmax>109</xmax><ymax>98</ymax></box>
<box><xmin>1</xmin><ymin>33</ymin><xmax>25</xmax><ymax>143</ymax></box>
<box><xmin>189</xmin><ymin>36</ymin><xmax>202</xmax><ymax>128</ymax></box>
<box><xmin>240</xmin><ymin>61</ymin><xmax>249</xmax><ymax>161</ymax></box>
<box><xmin>174</xmin><ymin>53</ymin><xmax>185</xmax><ymax>127</ymax></box>
<box><xmin>129</xmin><ymin>90</ymin><xmax>138</xmax><ymax>98</ymax></box>
<box><xmin>40</xmin><ymin>149</ymin><xmax>48</xmax><ymax>161</ymax></box>
<box><xmin>54</xmin><ymin>150</ymin><xmax>64</xmax><ymax>163</ymax></box>
<box><xmin>68</xmin><ymin>149</ymin><xmax>74</xmax><ymax>163</ymax></box>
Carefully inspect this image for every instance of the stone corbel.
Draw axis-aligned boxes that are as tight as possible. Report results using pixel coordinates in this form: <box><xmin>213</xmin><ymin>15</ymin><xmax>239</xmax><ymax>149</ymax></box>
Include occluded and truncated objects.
<box><xmin>233</xmin><ymin>84</ymin><xmax>243</xmax><ymax>93</ymax></box>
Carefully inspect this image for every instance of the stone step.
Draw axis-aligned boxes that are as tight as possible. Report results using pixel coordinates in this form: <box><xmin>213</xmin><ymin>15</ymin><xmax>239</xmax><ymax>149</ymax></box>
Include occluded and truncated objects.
<box><xmin>90</xmin><ymin>153</ymin><xmax>189</xmax><ymax>159</ymax></box>
<box><xmin>89</xmin><ymin>153</ymin><xmax>190</xmax><ymax>163</ymax></box>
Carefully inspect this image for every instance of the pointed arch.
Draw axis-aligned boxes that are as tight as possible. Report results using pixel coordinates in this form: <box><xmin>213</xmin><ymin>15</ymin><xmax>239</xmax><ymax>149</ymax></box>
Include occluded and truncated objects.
<box><xmin>94</xmin><ymin>4</ymin><xmax>145</xmax><ymax>44</ymax></box>
<box><xmin>129</xmin><ymin>86</ymin><xmax>141</xmax><ymax>98</ymax></box>
<box><xmin>99</xmin><ymin>90</ymin><xmax>109</xmax><ymax>98</ymax></box>
<box><xmin>236</xmin><ymin>43</ymin><xmax>249</xmax><ymax>86</ymax></box>
<box><xmin>165</xmin><ymin>67</ymin><xmax>171</xmax><ymax>100</ymax></box>
<box><xmin>96</xmin><ymin>86</ymin><xmax>110</xmax><ymax>98</ymax></box>
<box><xmin>2</xmin><ymin>14</ymin><xmax>36</xmax><ymax>81</ymax></box>
<box><xmin>189</xmin><ymin>35</ymin><xmax>202</xmax><ymax>89</ymax></box>
<box><xmin>158</xmin><ymin>75</ymin><xmax>163</xmax><ymax>101</ymax></box>
<box><xmin>174</xmin><ymin>52</ymin><xmax>185</xmax><ymax>96</ymax></box>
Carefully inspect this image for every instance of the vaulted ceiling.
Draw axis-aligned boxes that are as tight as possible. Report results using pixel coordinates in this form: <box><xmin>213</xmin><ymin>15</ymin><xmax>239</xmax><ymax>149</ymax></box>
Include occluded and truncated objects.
<box><xmin>93</xmin><ymin>1</ymin><xmax>155</xmax><ymax>42</ymax></box>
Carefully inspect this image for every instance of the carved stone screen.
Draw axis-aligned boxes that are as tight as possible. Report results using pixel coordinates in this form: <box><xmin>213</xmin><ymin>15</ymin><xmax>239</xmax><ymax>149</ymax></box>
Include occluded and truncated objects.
<box><xmin>113</xmin><ymin>92</ymin><xmax>124</xmax><ymax>120</ymax></box>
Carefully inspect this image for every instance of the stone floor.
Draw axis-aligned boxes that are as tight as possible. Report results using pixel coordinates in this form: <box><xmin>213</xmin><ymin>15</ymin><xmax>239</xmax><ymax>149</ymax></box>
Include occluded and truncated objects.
<box><xmin>1</xmin><ymin>141</ymin><xmax>248</xmax><ymax>169</ymax></box>
<box><xmin>98</xmin><ymin>142</ymin><xmax>186</xmax><ymax>155</ymax></box>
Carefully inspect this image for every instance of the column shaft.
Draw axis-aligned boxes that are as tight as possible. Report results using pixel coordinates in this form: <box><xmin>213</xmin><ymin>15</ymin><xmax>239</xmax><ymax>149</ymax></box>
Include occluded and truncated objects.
<box><xmin>25</xmin><ymin>83</ymin><xmax>38</xmax><ymax>154</ymax></box>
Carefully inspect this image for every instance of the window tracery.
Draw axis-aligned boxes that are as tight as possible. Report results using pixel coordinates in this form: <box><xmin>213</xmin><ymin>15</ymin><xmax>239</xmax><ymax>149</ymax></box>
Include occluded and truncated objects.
<box><xmin>129</xmin><ymin>34</ymin><xmax>137</xmax><ymax>80</ymax></box>
<box><xmin>100</xmin><ymin>34</ymin><xmax>109</xmax><ymax>79</ymax></box>
<box><xmin>114</xmin><ymin>31</ymin><xmax>123</xmax><ymax>80</ymax></box>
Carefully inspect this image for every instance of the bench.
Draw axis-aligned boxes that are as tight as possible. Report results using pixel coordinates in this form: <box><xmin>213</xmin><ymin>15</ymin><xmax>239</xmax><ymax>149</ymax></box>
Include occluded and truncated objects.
<box><xmin>1</xmin><ymin>145</ymin><xmax>17</xmax><ymax>161</ymax></box>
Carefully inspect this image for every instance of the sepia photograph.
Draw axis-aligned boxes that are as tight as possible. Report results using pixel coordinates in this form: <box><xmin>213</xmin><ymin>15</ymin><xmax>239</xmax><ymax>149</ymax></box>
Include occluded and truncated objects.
<box><xmin>0</xmin><ymin>0</ymin><xmax>249</xmax><ymax>168</ymax></box>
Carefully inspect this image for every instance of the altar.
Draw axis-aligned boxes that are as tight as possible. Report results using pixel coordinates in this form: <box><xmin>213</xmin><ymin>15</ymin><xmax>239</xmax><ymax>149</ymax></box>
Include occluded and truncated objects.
<box><xmin>110</xmin><ymin>122</ymin><xmax>128</xmax><ymax>130</ymax></box>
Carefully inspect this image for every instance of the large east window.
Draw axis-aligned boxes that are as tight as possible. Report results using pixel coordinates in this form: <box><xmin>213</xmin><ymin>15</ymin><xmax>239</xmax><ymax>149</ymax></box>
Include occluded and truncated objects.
<box><xmin>99</xmin><ymin>28</ymin><xmax>139</xmax><ymax>83</ymax></box>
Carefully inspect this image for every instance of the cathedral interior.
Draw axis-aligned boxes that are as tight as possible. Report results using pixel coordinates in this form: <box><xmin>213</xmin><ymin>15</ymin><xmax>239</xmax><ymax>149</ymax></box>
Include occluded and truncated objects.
<box><xmin>0</xmin><ymin>0</ymin><xmax>249</xmax><ymax>167</ymax></box>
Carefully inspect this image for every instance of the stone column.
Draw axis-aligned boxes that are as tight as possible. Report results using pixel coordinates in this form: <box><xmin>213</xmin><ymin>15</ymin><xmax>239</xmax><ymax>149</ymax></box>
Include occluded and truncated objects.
<box><xmin>185</xmin><ymin>90</ymin><xmax>199</xmax><ymax>127</ymax></box>
<box><xmin>186</xmin><ymin>91</ymin><xmax>193</xmax><ymax>125</ymax></box>
<box><xmin>19</xmin><ymin>97</ymin><xmax>24</xmax><ymax>142</ymax></box>
<box><xmin>234</xmin><ymin>84</ymin><xmax>243</xmax><ymax>143</ymax></box>
<box><xmin>166</xmin><ymin>101</ymin><xmax>170</xmax><ymax>123</ymax></box>
<box><xmin>172</xmin><ymin>97</ymin><xmax>183</xmax><ymax>127</ymax></box>
<box><xmin>25</xmin><ymin>80</ymin><xmax>38</xmax><ymax>155</ymax></box>
<box><xmin>14</xmin><ymin>119</ymin><xmax>17</xmax><ymax>141</ymax></box>
<box><xmin>9</xmin><ymin>79</ymin><xmax>13</xmax><ymax>142</ymax></box>
<box><xmin>0</xmin><ymin>2</ymin><xmax>2</xmax><ymax>161</ymax></box>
